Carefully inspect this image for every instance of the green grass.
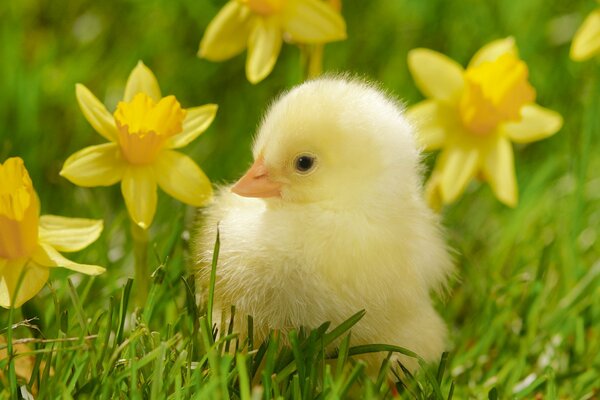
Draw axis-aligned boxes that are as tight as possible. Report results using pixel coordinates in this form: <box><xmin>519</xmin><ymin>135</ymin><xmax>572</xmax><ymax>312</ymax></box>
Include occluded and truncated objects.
<box><xmin>1</xmin><ymin>0</ymin><xmax>599</xmax><ymax>398</ymax></box>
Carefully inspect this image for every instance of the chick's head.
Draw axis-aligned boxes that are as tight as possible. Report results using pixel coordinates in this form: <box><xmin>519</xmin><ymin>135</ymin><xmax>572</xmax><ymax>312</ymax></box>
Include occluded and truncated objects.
<box><xmin>233</xmin><ymin>77</ymin><xmax>422</xmax><ymax>207</ymax></box>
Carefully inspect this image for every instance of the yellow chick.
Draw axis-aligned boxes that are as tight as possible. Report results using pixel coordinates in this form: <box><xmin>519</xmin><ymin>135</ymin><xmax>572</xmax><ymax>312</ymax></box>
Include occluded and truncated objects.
<box><xmin>193</xmin><ymin>77</ymin><xmax>453</xmax><ymax>372</ymax></box>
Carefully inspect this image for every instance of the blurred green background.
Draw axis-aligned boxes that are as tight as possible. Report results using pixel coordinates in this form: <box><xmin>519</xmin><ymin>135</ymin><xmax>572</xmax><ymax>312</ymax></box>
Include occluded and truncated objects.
<box><xmin>1</xmin><ymin>0</ymin><xmax>599</xmax><ymax>397</ymax></box>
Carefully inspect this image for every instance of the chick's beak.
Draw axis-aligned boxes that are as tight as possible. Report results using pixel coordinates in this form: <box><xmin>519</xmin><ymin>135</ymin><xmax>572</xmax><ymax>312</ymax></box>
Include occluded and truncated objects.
<box><xmin>231</xmin><ymin>157</ymin><xmax>282</xmax><ymax>198</ymax></box>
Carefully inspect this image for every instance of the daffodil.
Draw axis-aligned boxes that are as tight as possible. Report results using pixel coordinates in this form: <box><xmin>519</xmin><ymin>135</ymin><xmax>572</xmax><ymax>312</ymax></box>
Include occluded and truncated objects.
<box><xmin>570</xmin><ymin>4</ymin><xmax>600</xmax><ymax>61</ymax></box>
<box><xmin>407</xmin><ymin>37</ymin><xmax>563</xmax><ymax>208</ymax></box>
<box><xmin>199</xmin><ymin>0</ymin><xmax>346</xmax><ymax>84</ymax></box>
<box><xmin>60</xmin><ymin>61</ymin><xmax>216</xmax><ymax>229</ymax></box>
<box><xmin>0</xmin><ymin>157</ymin><xmax>104</xmax><ymax>308</ymax></box>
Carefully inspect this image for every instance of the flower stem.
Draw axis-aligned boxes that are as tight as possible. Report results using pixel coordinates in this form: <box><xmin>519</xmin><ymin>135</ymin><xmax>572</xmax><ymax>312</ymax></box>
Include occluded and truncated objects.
<box><xmin>7</xmin><ymin>269</ymin><xmax>27</xmax><ymax>399</ymax></box>
<box><xmin>130</xmin><ymin>220</ymin><xmax>149</xmax><ymax>308</ymax></box>
<box><xmin>300</xmin><ymin>44</ymin><xmax>324</xmax><ymax>81</ymax></box>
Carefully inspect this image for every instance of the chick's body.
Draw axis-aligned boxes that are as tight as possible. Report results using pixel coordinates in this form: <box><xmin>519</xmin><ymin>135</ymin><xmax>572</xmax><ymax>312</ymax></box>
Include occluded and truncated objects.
<box><xmin>194</xmin><ymin>77</ymin><xmax>453</xmax><ymax>371</ymax></box>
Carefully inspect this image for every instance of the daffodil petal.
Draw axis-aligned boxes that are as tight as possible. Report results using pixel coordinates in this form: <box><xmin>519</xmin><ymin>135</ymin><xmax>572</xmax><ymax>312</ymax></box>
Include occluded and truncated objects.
<box><xmin>501</xmin><ymin>104</ymin><xmax>563</xmax><ymax>143</ymax></box>
<box><xmin>283</xmin><ymin>0</ymin><xmax>346</xmax><ymax>43</ymax></box>
<box><xmin>438</xmin><ymin>145</ymin><xmax>479</xmax><ymax>203</ymax></box>
<box><xmin>155</xmin><ymin>150</ymin><xmax>213</xmax><ymax>207</ymax></box>
<box><xmin>39</xmin><ymin>215</ymin><xmax>103</xmax><ymax>252</ymax></box>
<box><xmin>198</xmin><ymin>1</ymin><xmax>253</xmax><ymax>61</ymax></box>
<box><xmin>60</xmin><ymin>143</ymin><xmax>126</xmax><ymax>187</ymax></box>
<box><xmin>570</xmin><ymin>9</ymin><xmax>600</xmax><ymax>61</ymax></box>
<box><xmin>407</xmin><ymin>49</ymin><xmax>465</xmax><ymax>104</ymax></box>
<box><xmin>407</xmin><ymin>100</ymin><xmax>448</xmax><ymax>151</ymax></box>
<box><xmin>482</xmin><ymin>136</ymin><xmax>517</xmax><ymax>207</ymax></box>
<box><xmin>166</xmin><ymin>104</ymin><xmax>218</xmax><ymax>149</ymax></box>
<box><xmin>32</xmin><ymin>243</ymin><xmax>105</xmax><ymax>275</ymax></box>
<box><xmin>76</xmin><ymin>84</ymin><xmax>118</xmax><ymax>142</ymax></box>
<box><xmin>121</xmin><ymin>166</ymin><xmax>157</xmax><ymax>229</ymax></box>
<box><xmin>469</xmin><ymin>37</ymin><xmax>517</xmax><ymax>67</ymax></box>
<box><xmin>246</xmin><ymin>17</ymin><xmax>283</xmax><ymax>84</ymax></box>
<box><xmin>124</xmin><ymin>61</ymin><xmax>162</xmax><ymax>102</ymax></box>
<box><xmin>0</xmin><ymin>259</ymin><xmax>49</xmax><ymax>308</ymax></box>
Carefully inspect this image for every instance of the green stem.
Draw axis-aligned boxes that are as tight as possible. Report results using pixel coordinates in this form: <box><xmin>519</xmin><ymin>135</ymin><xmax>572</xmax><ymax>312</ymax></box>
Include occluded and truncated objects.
<box><xmin>131</xmin><ymin>220</ymin><xmax>149</xmax><ymax>308</ymax></box>
<box><xmin>7</xmin><ymin>304</ymin><xmax>18</xmax><ymax>398</ymax></box>
<box><xmin>7</xmin><ymin>268</ymin><xmax>27</xmax><ymax>398</ymax></box>
<box><xmin>300</xmin><ymin>44</ymin><xmax>324</xmax><ymax>82</ymax></box>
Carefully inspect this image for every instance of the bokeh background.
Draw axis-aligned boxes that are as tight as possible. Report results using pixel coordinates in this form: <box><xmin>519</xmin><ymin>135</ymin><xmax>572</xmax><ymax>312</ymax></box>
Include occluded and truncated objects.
<box><xmin>1</xmin><ymin>0</ymin><xmax>599</xmax><ymax>397</ymax></box>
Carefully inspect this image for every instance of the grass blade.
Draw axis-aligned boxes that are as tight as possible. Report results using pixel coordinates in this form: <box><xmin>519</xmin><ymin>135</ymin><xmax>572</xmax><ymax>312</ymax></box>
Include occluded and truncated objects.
<box><xmin>116</xmin><ymin>279</ymin><xmax>133</xmax><ymax>345</ymax></box>
<box><xmin>207</xmin><ymin>228</ymin><xmax>220</xmax><ymax>330</ymax></box>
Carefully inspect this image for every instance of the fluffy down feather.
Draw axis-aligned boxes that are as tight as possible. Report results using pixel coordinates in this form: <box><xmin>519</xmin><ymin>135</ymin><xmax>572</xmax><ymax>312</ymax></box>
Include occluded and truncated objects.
<box><xmin>193</xmin><ymin>76</ymin><xmax>453</xmax><ymax>372</ymax></box>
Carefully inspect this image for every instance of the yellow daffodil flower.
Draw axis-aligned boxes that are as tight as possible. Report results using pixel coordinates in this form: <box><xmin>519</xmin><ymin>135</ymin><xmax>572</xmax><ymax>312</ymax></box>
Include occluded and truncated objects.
<box><xmin>570</xmin><ymin>4</ymin><xmax>600</xmax><ymax>61</ymax></box>
<box><xmin>0</xmin><ymin>157</ymin><xmax>104</xmax><ymax>308</ymax></box>
<box><xmin>407</xmin><ymin>37</ymin><xmax>563</xmax><ymax>208</ymax></box>
<box><xmin>60</xmin><ymin>61</ymin><xmax>216</xmax><ymax>229</ymax></box>
<box><xmin>199</xmin><ymin>0</ymin><xmax>346</xmax><ymax>83</ymax></box>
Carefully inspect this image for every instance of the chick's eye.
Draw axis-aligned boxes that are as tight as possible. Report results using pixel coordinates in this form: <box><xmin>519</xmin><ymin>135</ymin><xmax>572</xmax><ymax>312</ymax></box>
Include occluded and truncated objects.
<box><xmin>294</xmin><ymin>155</ymin><xmax>316</xmax><ymax>174</ymax></box>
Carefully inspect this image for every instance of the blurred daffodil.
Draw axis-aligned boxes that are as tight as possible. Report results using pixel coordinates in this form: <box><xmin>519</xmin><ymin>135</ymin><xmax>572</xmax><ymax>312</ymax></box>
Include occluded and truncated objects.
<box><xmin>60</xmin><ymin>61</ymin><xmax>216</xmax><ymax>229</ymax></box>
<box><xmin>199</xmin><ymin>0</ymin><xmax>346</xmax><ymax>83</ymax></box>
<box><xmin>407</xmin><ymin>37</ymin><xmax>563</xmax><ymax>208</ymax></box>
<box><xmin>570</xmin><ymin>5</ymin><xmax>600</xmax><ymax>61</ymax></box>
<box><xmin>0</xmin><ymin>157</ymin><xmax>104</xmax><ymax>308</ymax></box>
